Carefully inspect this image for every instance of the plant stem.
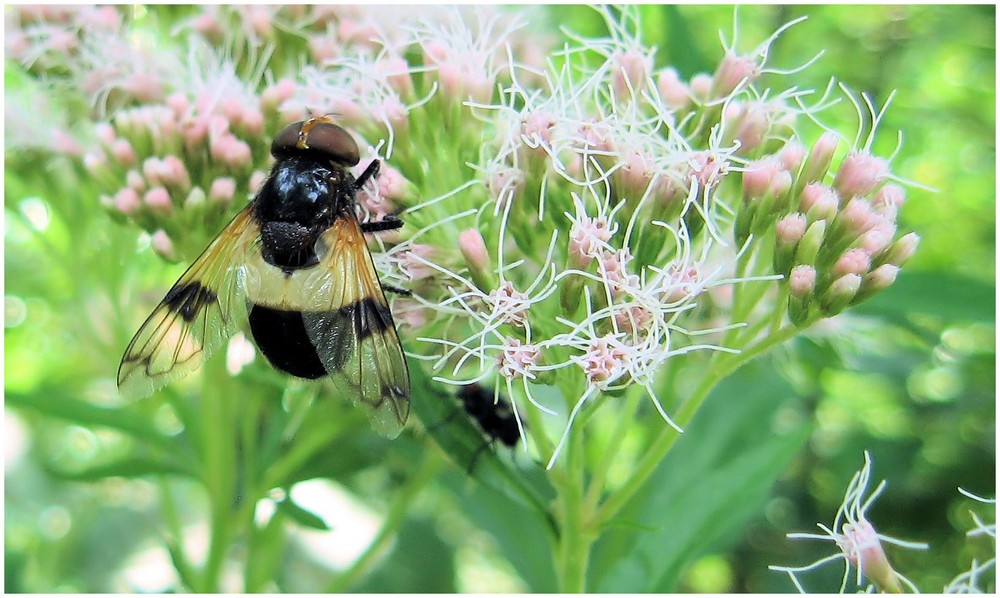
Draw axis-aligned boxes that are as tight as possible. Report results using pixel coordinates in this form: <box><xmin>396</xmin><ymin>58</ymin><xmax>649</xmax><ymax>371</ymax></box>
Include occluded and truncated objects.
<box><xmin>553</xmin><ymin>423</ymin><xmax>594</xmax><ymax>593</ymax></box>
<box><xmin>198</xmin><ymin>361</ymin><xmax>236</xmax><ymax>592</ymax></box>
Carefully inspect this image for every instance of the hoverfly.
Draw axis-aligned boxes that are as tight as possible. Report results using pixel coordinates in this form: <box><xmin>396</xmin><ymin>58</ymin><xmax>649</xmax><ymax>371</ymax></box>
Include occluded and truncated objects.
<box><xmin>118</xmin><ymin>116</ymin><xmax>410</xmax><ymax>438</ymax></box>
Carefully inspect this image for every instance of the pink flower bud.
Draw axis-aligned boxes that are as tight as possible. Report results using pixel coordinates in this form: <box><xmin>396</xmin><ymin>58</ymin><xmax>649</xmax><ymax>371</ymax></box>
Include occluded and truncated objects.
<box><xmin>111</xmin><ymin>138</ymin><xmax>136</xmax><ymax>166</ymax></box>
<box><xmin>789</xmin><ymin>265</ymin><xmax>816</xmax><ymax>297</ymax></box>
<box><xmin>780</xmin><ymin>141</ymin><xmax>806</xmax><ymax>172</ymax></box>
<box><xmin>859</xmin><ymin>221</ymin><xmax>897</xmax><ymax>255</ymax></box>
<box><xmin>261</xmin><ymin>78</ymin><xmax>296</xmax><ymax>111</ymax></box>
<box><xmin>617</xmin><ymin>148</ymin><xmax>656</xmax><ymax>195</ymax></box>
<box><xmin>834</xmin><ymin>248</ymin><xmax>871</xmax><ymax>277</ymax></box>
<box><xmin>864</xmin><ymin>264</ymin><xmax>900</xmax><ymax>292</ymax></box>
<box><xmin>124</xmin><ymin>71</ymin><xmax>163</xmax><ymax>103</ymax></box>
<box><xmin>113</xmin><ymin>187</ymin><xmax>141</xmax><ymax>215</ymax></box>
<box><xmin>768</xmin><ymin>170</ymin><xmax>793</xmax><ymax>198</ymax></box>
<box><xmin>183</xmin><ymin>116</ymin><xmax>210</xmax><ymax>151</ymax></box>
<box><xmin>800</xmin><ymin>183</ymin><xmax>840</xmax><ymax>219</ymax></box>
<box><xmin>834</xmin><ymin>151</ymin><xmax>889</xmax><ymax>198</ymax></box>
<box><xmin>249</xmin><ymin>170</ymin><xmax>268</xmax><ymax>193</ymax></box>
<box><xmin>95</xmin><ymin>122</ymin><xmax>116</xmax><ymax>145</ymax></box>
<box><xmin>126</xmin><ymin>170</ymin><xmax>145</xmax><ymax>192</ymax></box>
<box><xmin>161</xmin><ymin>155</ymin><xmax>191</xmax><ymax>191</ymax></box>
<box><xmin>521</xmin><ymin>111</ymin><xmax>557</xmax><ymax>149</ymax></box>
<box><xmin>497</xmin><ymin>339</ymin><xmax>542</xmax><ymax>380</ymax></box>
<box><xmin>143</xmin><ymin>186</ymin><xmax>172</xmax><ymax>214</ymax></box>
<box><xmin>600</xmin><ymin>249</ymin><xmax>639</xmax><ymax>297</ymax></box>
<box><xmin>143</xmin><ymin>157</ymin><xmax>163</xmax><ymax>185</ymax></box>
<box><xmin>872</xmin><ymin>183</ymin><xmax>906</xmax><ymax>221</ymax></box>
<box><xmin>422</xmin><ymin>40</ymin><xmax>449</xmax><ymax>65</ymax></box>
<box><xmin>166</xmin><ymin>92</ymin><xmax>189</xmax><ymax>117</ymax></box>
<box><xmin>776</xmin><ymin>213</ymin><xmax>808</xmax><ymax>245</ymax></box>
<box><xmin>246</xmin><ymin>6</ymin><xmax>274</xmax><ymax>39</ymax></box>
<box><xmin>657</xmin><ymin>67</ymin><xmax>690</xmax><ymax>109</ymax></box>
<box><xmin>713</xmin><ymin>52</ymin><xmax>759</xmax><ymax>96</ymax></box>
<box><xmin>378</xmin><ymin>56</ymin><xmax>415</xmax><ymax>98</ymax></box>
<box><xmin>803</xmin><ymin>132</ymin><xmax>839</xmax><ymax>183</ymax></box>
<box><xmin>689</xmin><ymin>73</ymin><xmax>713</xmax><ymax>102</ymax></box>
<box><xmin>401</xmin><ymin>244</ymin><xmax>437</xmax><ymax>281</ymax></box>
<box><xmin>240</xmin><ymin>107</ymin><xmax>264</xmax><ymax>137</ymax></box>
<box><xmin>487</xmin><ymin>165</ymin><xmax>524</xmax><ymax>205</ymax></box>
<box><xmin>822</xmin><ymin>273</ymin><xmax>862</xmax><ymax>314</ymax></box>
<box><xmin>309</xmin><ymin>33</ymin><xmax>339</xmax><ymax>63</ymax></box>
<box><xmin>582</xmin><ymin>336</ymin><xmax>628</xmax><ymax>385</ymax></box>
<box><xmin>735</xmin><ymin>105</ymin><xmax>770</xmax><ymax>152</ymax></box>
<box><xmin>192</xmin><ymin>11</ymin><xmax>225</xmax><ymax>41</ymax></box>
<box><xmin>840</xmin><ymin>197</ymin><xmax>879</xmax><ymax>234</ymax></box>
<box><xmin>459</xmin><ymin>228</ymin><xmax>491</xmax><ymax>290</ymax></box>
<box><xmin>743</xmin><ymin>157</ymin><xmax>783</xmax><ymax>200</ymax></box>
<box><xmin>84</xmin><ymin>152</ymin><xmax>107</xmax><ymax>175</ymax></box>
<box><xmin>885</xmin><ymin>232</ymin><xmax>920</xmax><ymax>267</ymax></box>
<box><xmin>611</xmin><ymin>48</ymin><xmax>652</xmax><ymax>96</ymax></box>
<box><xmin>569</xmin><ymin>215</ymin><xmax>613</xmax><ymax>267</ymax></box>
<box><xmin>219</xmin><ymin>98</ymin><xmax>244</xmax><ymax>126</ymax></box>
<box><xmin>184</xmin><ymin>187</ymin><xmax>206</xmax><ymax>210</ymax></box>
<box><xmin>226</xmin><ymin>331</ymin><xmax>256</xmax><ymax>376</ymax></box>
<box><xmin>375</xmin><ymin>164</ymin><xmax>408</xmax><ymax>203</ymax></box>
<box><xmin>52</xmin><ymin>130</ymin><xmax>82</xmax><ymax>157</ymax></box>
<box><xmin>150</xmin><ymin>229</ymin><xmax>176</xmax><ymax>260</ymax></box>
<box><xmin>689</xmin><ymin>151</ymin><xmax>728</xmax><ymax>189</ymax></box>
<box><xmin>840</xmin><ymin>520</ymin><xmax>905</xmax><ymax>593</ymax></box>
<box><xmin>209</xmin><ymin>177</ymin><xmax>236</xmax><ymax>204</ymax></box>
<box><xmin>338</xmin><ymin>16</ymin><xmax>377</xmax><ymax>46</ymax></box>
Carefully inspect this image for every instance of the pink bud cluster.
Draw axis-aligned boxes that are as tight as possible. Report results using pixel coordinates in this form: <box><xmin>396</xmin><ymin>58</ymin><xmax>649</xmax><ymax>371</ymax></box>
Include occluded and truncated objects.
<box><xmin>755</xmin><ymin>138</ymin><xmax>919</xmax><ymax>324</ymax></box>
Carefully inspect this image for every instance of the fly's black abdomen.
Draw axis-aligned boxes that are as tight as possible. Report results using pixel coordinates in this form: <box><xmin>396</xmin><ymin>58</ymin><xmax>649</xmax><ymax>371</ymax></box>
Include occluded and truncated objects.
<box><xmin>248</xmin><ymin>305</ymin><xmax>327</xmax><ymax>379</ymax></box>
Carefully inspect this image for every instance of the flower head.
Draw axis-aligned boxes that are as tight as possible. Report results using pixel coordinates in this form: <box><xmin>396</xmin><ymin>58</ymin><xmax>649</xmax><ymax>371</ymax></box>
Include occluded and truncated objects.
<box><xmin>770</xmin><ymin>451</ymin><xmax>928</xmax><ymax>593</ymax></box>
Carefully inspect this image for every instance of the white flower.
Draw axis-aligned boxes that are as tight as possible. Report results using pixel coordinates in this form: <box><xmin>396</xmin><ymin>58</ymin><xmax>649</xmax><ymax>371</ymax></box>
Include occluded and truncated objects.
<box><xmin>770</xmin><ymin>451</ymin><xmax>928</xmax><ymax>593</ymax></box>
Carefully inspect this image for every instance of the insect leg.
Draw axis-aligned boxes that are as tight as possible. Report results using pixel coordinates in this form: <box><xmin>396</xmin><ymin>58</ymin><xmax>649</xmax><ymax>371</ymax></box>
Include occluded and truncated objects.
<box><xmin>360</xmin><ymin>216</ymin><xmax>403</xmax><ymax>234</ymax></box>
<box><xmin>466</xmin><ymin>439</ymin><xmax>495</xmax><ymax>475</ymax></box>
<box><xmin>381</xmin><ymin>284</ymin><xmax>412</xmax><ymax>297</ymax></box>
<box><xmin>354</xmin><ymin>159</ymin><xmax>380</xmax><ymax>189</ymax></box>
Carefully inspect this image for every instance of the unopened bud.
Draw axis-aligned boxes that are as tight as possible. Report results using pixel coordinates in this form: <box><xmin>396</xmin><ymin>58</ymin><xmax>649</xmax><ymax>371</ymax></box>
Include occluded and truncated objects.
<box><xmin>459</xmin><ymin>228</ymin><xmax>493</xmax><ymax>292</ymax></box>
<box><xmin>794</xmin><ymin>219</ymin><xmax>827</xmax><ymax>267</ymax></box>
<box><xmin>150</xmin><ymin>229</ymin><xmax>176</xmax><ymax>261</ymax></box>
<box><xmin>802</xmin><ymin>132</ymin><xmax>839</xmax><ymax>183</ymax></box>
<box><xmin>821</xmin><ymin>273</ymin><xmax>862</xmax><ymax>315</ymax></box>
<box><xmin>884</xmin><ymin>232</ymin><xmax>920</xmax><ymax>267</ymax></box>
<box><xmin>834</xmin><ymin>151</ymin><xmax>889</xmax><ymax>198</ymax></box>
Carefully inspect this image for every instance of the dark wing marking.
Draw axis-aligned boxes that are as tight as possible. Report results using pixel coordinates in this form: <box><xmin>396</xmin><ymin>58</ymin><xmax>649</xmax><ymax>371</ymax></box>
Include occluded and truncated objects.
<box><xmin>301</xmin><ymin>217</ymin><xmax>410</xmax><ymax>438</ymax></box>
<box><xmin>118</xmin><ymin>208</ymin><xmax>259</xmax><ymax>399</ymax></box>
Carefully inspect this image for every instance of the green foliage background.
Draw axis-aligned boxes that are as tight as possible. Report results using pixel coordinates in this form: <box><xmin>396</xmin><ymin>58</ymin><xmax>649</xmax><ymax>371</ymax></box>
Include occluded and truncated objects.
<box><xmin>5</xmin><ymin>5</ymin><xmax>994</xmax><ymax>593</ymax></box>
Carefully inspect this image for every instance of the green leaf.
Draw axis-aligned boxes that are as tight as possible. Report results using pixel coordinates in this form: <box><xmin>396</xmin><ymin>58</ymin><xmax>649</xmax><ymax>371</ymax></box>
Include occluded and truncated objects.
<box><xmin>590</xmin><ymin>361</ymin><xmax>811</xmax><ymax>592</ymax></box>
<box><xmin>439</xmin><ymin>468</ymin><xmax>559</xmax><ymax>592</ymax></box>
<box><xmin>408</xmin><ymin>359</ymin><xmax>555</xmax><ymax>519</ymax></box>
<box><xmin>351</xmin><ymin>517</ymin><xmax>457</xmax><ymax>593</ymax></box>
<box><xmin>6</xmin><ymin>388</ymin><xmax>175</xmax><ymax>452</ymax></box>
<box><xmin>45</xmin><ymin>457</ymin><xmax>196</xmax><ymax>481</ymax></box>
<box><xmin>276</xmin><ymin>498</ymin><xmax>331</xmax><ymax>531</ymax></box>
<box><xmin>245</xmin><ymin>510</ymin><xmax>288</xmax><ymax>593</ymax></box>
<box><xmin>855</xmin><ymin>269</ymin><xmax>994</xmax><ymax>323</ymax></box>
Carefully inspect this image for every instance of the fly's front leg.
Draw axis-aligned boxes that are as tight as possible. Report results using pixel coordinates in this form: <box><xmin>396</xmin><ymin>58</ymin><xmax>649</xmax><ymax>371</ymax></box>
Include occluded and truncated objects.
<box><xmin>354</xmin><ymin>159</ymin><xmax>380</xmax><ymax>189</ymax></box>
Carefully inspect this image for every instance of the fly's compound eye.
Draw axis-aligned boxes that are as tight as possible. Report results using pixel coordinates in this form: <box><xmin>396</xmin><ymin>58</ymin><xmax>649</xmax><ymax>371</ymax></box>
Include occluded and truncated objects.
<box><xmin>270</xmin><ymin>118</ymin><xmax>361</xmax><ymax>167</ymax></box>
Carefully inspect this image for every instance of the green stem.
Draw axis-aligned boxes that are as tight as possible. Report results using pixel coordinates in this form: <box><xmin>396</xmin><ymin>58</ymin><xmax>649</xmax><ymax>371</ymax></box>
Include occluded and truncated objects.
<box><xmin>198</xmin><ymin>361</ymin><xmax>236</xmax><ymax>592</ymax></box>
<box><xmin>584</xmin><ymin>388</ymin><xmax>642</xmax><ymax>513</ymax></box>
<box><xmin>552</xmin><ymin>423</ymin><xmax>594</xmax><ymax>593</ymax></box>
<box><xmin>324</xmin><ymin>452</ymin><xmax>444</xmax><ymax>592</ymax></box>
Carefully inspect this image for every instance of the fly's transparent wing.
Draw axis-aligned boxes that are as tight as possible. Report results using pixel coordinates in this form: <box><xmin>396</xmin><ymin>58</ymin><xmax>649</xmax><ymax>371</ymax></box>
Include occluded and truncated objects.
<box><xmin>118</xmin><ymin>208</ymin><xmax>259</xmax><ymax>398</ymax></box>
<box><xmin>300</xmin><ymin>217</ymin><xmax>410</xmax><ymax>438</ymax></box>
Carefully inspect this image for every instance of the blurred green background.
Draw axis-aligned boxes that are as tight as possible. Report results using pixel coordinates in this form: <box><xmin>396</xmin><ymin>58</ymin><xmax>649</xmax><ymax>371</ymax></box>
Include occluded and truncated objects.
<box><xmin>5</xmin><ymin>5</ymin><xmax>994</xmax><ymax>592</ymax></box>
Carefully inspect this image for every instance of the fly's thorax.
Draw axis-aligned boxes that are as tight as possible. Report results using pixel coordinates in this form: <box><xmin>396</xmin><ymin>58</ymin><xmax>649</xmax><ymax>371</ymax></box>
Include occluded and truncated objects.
<box><xmin>253</xmin><ymin>154</ymin><xmax>359</xmax><ymax>271</ymax></box>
